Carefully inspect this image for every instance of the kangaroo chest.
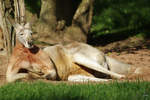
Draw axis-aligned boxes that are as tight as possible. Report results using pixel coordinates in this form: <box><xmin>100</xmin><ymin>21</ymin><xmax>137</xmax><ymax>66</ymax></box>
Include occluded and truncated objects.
<box><xmin>12</xmin><ymin>45</ymin><xmax>46</xmax><ymax>70</ymax></box>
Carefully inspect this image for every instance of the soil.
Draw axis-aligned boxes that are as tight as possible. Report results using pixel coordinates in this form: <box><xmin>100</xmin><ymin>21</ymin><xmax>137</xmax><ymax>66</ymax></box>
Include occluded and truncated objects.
<box><xmin>0</xmin><ymin>36</ymin><xmax>150</xmax><ymax>86</ymax></box>
<box><xmin>98</xmin><ymin>36</ymin><xmax>150</xmax><ymax>81</ymax></box>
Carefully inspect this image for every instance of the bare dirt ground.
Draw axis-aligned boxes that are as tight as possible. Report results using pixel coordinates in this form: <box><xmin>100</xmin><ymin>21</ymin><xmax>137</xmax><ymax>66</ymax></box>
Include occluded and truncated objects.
<box><xmin>0</xmin><ymin>36</ymin><xmax>150</xmax><ymax>86</ymax></box>
<box><xmin>98</xmin><ymin>36</ymin><xmax>150</xmax><ymax>80</ymax></box>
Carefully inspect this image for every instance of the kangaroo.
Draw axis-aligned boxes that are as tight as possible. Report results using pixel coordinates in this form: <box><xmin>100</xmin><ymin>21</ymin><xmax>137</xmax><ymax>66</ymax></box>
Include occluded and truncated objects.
<box><xmin>6</xmin><ymin>23</ymin><xmax>57</xmax><ymax>82</ymax></box>
<box><xmin>43</xmin><ymin>42</ymin><xmax>131</xmax><ymax>82</ymax></box>
<box><xmin>6</xmin><ymin>23</ymin><xmax>131</xmax><ymax>82</ymax></box>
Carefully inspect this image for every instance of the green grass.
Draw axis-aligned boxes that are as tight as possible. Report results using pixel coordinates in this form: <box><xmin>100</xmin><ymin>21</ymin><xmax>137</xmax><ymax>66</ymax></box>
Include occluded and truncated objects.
<box><xmin>0</xmin><ymin>81</ymin><xmax>150</xmax><ymax>100</ymax></box>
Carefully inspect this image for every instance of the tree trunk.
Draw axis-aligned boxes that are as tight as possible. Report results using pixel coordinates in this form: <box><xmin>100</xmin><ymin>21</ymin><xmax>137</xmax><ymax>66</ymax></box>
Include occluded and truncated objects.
<box><xmin>0</xmin><ymin>27</ymin><xmax>3</xmax><ymax>50</ymax></box>
<box><xmin>34</xmin><ymin>0</ymin><xmax>94</xmax><ymax>44</ymax></box>
<box><xmin>36</xmin><ymin>0</ymin><xmax>57</xmax><ymax>33</ymax></box>
<box><xmin>14</xmin><ymin>0</ymin><xmax>26</xmax><ymax>24</ymax></box>
<box><xmin>72</xmin><ymin>0</ymin><xmax>94</xmax><ymax>33</ymax></box>
<box><xmin>0</xmin><ymin>0</ymin><xmax>12</xmax><ymax>57</ymax></box>
<box><xmin>0</xmin><ymin>0</ymin><xmax>26</xmax><ymax>58</ymax></box>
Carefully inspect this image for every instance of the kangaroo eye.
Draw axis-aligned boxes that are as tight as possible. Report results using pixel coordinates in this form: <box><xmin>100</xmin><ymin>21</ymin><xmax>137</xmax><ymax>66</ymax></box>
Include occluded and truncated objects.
<box><xmin>20</xmin><ymin>33</ymin><xmax>24</xmax><ymax>35</ymax></box>
<box><xmin>30</xmin><ymin>31</ymin><xmax>33</xmax><ymax>34</ymax></box>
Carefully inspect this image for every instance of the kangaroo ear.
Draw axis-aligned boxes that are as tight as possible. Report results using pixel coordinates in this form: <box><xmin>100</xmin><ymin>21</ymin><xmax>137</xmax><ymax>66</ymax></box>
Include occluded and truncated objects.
<box><xmin>13</xmin><ymin>23</ymin><xmax>22</xmax><ymax>32</ymax></box>
<box><xmin>24</xmin><ymin>22</ymin><xmax>31</xmax><ymax>29</ymax></box>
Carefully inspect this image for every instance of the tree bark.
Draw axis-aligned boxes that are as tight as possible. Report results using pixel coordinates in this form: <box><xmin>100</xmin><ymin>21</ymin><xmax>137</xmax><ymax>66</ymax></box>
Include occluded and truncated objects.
<box><xmin>0</xmin><ymin>0</ymin><xmax>26</xmax><ymax>58</ymax></box>
<box><xmin>14</xmin><ymin>0</ymin><xmax>26</xmax><ymax>24</ymax></box>
<box><xmin>36</xmin><ymin>0</ymin><xmax>57</xmax><ymax>33</ymax></box>
<box><xmin>0</xmin><ymin>0</ymin><xmax>12</xmax><ymax>57</ymax></box>
<box><xmin>72</xmin><ymin>0</ymin><xmax>94</xmax><ymax>33</ymax></box>
<box><xmin>0</xmin><ymin>26</ymin><xmax>3</xmax><ymax>49</ymax></box>
<box><xmin>34</xmin><ymin>0</ymin><xmax>94</xmax><ymax>44</ymax></box>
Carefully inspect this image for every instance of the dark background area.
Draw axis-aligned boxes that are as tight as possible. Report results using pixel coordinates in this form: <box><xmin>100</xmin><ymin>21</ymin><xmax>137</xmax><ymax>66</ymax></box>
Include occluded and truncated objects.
<box><xmin>25</xmin><ymin>0</ymin><xmax>150</xmax><ymax>45</ymax></box>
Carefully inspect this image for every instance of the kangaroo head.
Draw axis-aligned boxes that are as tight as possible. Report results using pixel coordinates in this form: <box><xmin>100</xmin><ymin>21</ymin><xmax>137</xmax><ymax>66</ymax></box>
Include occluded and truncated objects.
<box><xmin>14</xmin><ymin>23</ymin><xmax>33</xmax><ymax>48</ymax></box>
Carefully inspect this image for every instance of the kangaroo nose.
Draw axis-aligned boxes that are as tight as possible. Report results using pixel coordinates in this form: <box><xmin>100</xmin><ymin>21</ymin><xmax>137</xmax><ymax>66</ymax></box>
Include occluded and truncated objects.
<box><xmin>28</xmin><ymin>41</ymin><xmax>33</xmax><ymax>47</ymax></box>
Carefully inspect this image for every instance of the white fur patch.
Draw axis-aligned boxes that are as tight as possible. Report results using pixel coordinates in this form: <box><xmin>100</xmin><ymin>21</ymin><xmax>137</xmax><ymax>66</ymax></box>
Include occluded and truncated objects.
<box><xmin>48</xmin><ymin>69</ymin><xmax>57</xmax><ymax>79</ymax></box>
<box><xmin>32</xmin><ymin>63</ymin><xmax>39</xmax><ymax>67</ymax></box>
<box><xmin>20</xmin><ymin>61</ymin><xmax>30</xmax><ymax>68</ymax></box>
<box><xmin>6</xmin><ymin>72</ymin><xmax>14</xmax><ymax>82</ymax></box>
